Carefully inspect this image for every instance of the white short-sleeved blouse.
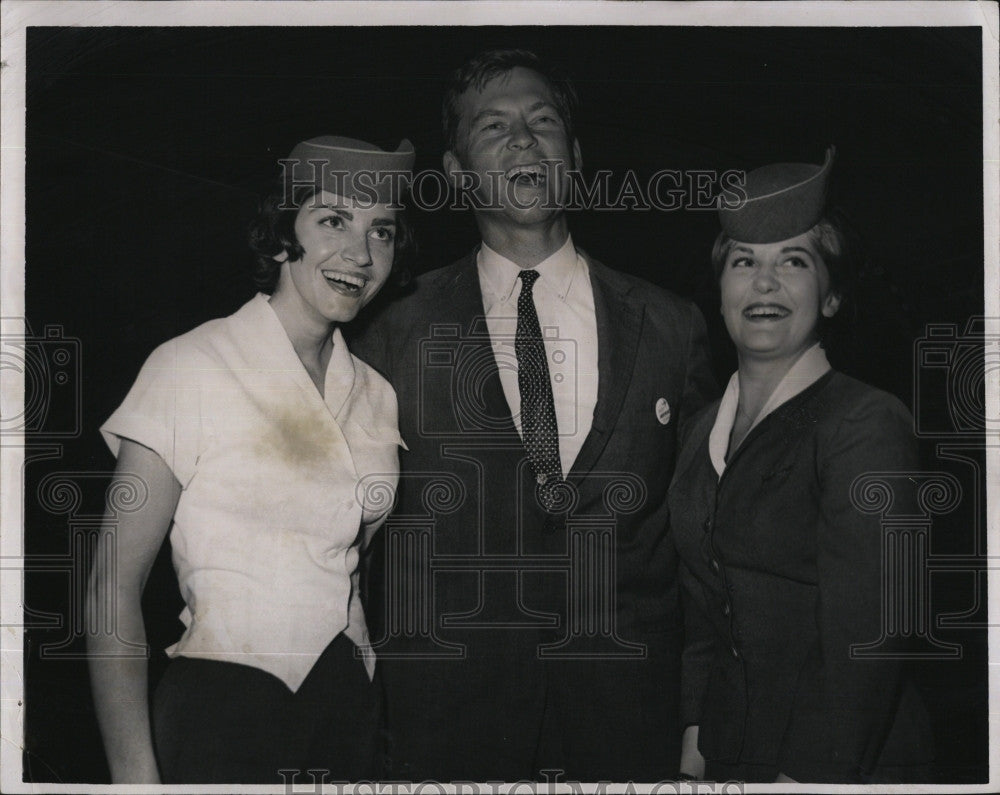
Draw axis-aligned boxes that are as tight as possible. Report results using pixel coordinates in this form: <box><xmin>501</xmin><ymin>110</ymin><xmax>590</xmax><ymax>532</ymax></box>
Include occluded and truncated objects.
<box><xmin>101</xmin><ymin>294</ymin><xmax>404</xmax><ymax>692</ymax></box>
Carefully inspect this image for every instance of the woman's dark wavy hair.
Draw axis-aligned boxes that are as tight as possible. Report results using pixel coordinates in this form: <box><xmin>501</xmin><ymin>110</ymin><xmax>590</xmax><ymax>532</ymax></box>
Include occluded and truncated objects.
<box><xmin>442</xmin><ymin>48</ymin><xmax>578</xmax><ymax>156</ymax></box>
<box><xmin>709</xmin><ymin>208</ymin><xmax>861</xmax><ymax>355</ymax></box>
<box><xmin>247</xmin><ymin>183</ymin><xmax>416</xmax><ymax>295</ymax></box>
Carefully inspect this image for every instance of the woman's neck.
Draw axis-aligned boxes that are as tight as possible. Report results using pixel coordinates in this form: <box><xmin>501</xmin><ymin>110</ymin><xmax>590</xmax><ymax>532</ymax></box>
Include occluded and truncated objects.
<box><xmin>735</xmin><ymin>354</ymin><xmax>800</xmax><ymax>424</ymax></box>
<box><xmin>267</xmin><ymin>291</ymin><xmax>335</xmax><ymax>396</ymax></box>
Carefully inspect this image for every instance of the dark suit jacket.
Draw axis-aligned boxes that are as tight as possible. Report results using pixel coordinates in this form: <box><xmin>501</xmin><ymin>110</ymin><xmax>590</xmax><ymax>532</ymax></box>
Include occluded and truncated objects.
<box><xmin>669</xmin><ymin>370</ymin><xmax>933</xmax><ymax>783</ymax></box>
<box><xmin>352</xmin><ymin>249</ymin><xmax>715</xmax><ymax>782</ymax></box>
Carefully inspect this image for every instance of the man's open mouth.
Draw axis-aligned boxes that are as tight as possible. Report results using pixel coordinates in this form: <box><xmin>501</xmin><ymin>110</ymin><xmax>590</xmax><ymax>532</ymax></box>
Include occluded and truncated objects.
<box><xmin>505</xmin><ymin>163</ymin><xmax>547</xmax><ymax>186</ymax></box>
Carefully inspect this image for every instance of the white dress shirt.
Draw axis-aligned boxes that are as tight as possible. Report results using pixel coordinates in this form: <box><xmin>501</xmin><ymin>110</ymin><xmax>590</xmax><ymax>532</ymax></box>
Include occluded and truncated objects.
<box><xmin>477</xmin><ymin>235</ymin><xmax>599</xmax><ymax>477</ymax></box>
<box><xmin>709</xmin><ymin>342</ymin><xmax>832</xmax><ymax>479</ymax></box>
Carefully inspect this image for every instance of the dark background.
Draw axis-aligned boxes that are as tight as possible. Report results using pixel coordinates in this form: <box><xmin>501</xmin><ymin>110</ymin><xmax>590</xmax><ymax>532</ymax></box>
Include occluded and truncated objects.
<box><xmin>21</xmin><ymin>26</ymin><xmax>988</xmax><ymax>783</ymax></box>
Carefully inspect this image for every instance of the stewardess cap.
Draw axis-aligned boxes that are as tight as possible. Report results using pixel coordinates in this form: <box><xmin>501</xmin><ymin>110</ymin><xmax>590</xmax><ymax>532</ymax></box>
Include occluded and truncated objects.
<box><xmin>719</xmin><ymin>146</ymin><xmax>835</xmax><ymax>243</ymax></box>
<box><xmin>284</xmin><ymin>135</ymin><xmax>415</xmax><ymax>205</ymax></box>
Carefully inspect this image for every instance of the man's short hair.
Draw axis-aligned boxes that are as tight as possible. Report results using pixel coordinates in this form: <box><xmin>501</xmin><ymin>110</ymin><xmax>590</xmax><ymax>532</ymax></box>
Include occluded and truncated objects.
<box><xmin>442</xmin><ymin>48</ymin><xmax>578</xmax><ymax>155</ymax></box>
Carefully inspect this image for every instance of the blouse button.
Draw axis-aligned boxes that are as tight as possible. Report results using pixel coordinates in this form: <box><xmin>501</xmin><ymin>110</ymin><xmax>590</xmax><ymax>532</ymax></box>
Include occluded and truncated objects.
<box><xmin>710</xmin><ymin>558</ymin><xmax>721</xmax><ymax>575</ymax></box>
<box><xmin>722</xmin><ymin>601</ymin><xmax>731</xmax><ymax>617</ymax></box>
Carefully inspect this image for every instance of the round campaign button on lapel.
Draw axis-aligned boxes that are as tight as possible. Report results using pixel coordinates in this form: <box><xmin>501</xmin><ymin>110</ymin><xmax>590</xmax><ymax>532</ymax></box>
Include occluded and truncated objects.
<box><xmin>655</xmin><ymin>397</ymin><xmax>671</xmax><ymax>425</ymax></box>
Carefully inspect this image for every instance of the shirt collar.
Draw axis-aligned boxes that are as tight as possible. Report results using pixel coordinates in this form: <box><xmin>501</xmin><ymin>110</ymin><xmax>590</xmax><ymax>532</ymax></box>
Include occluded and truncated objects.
<box><xmin>708</xmin><ymin>342</ymin><xmax>831</xmax><ymax>478</ymax></box>
<box><xmin>251</xmin><ymin>293</ymin><xmax>357</xmax><ymax>418</ymax></box>
<box><xmin>324</xmin><ymin>325</ymin><xmax>357</xmax><ymax>420</ymax></box>
<box><xmin>477</xmin><ymin>234</ymin><xmax>581</xmax><ymax>303</ymax></box>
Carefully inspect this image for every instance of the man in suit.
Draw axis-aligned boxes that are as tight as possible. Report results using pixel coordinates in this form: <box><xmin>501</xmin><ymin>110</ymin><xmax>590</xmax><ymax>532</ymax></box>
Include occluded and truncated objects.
<box><xmin>354</xmin><ymin>49</ymin><xmax>715</xmax><ymax>783</ymax></box>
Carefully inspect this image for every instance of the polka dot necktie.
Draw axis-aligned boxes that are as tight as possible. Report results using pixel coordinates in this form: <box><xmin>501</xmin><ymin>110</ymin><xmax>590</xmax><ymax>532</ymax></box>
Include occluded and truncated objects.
<box><xmin>516</xmin><ymin>269</ymin><xmax>563</xmax><ymax>511</ymax></box>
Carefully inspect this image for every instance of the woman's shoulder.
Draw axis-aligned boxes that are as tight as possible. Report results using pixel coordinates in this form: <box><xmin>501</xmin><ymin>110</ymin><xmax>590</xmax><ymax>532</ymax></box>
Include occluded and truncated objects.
<box><xmin>816</xmin><ymin>371</ymin><xmax>913</xmax><ymax>426</ymax></box>
<box><xmin>808</xmin><ymin>372</ymin><xmax>916</xmax><ymax>461</ymax></box>
<box><xmin>142</xmin><ymin>316</ymin><xmax>233</xmax><ymax>371</ymax></box>
<box><xmin>143</xmin><ymin>298</ymin><xmax>261</xmax><ymax>370</ymax></box>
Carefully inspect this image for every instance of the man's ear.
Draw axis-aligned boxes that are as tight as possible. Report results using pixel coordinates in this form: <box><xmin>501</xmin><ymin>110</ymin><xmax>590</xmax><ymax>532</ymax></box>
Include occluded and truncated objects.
<box><xmin>443</xmin><ymin>150</ymin><xmax>463</xmax><ymax>189</ymax></box>
<box><xmin>572</xmin><ymin>139</ymin><xmax>583</xmax><ymax>172</ymax></box>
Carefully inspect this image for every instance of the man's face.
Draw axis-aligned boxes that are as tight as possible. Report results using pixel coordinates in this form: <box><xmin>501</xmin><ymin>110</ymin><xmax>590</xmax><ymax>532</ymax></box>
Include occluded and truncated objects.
<box><xmin>445</xmin><ymin>66</ymin><xmax>581</xmax><ymax>227</ymax></box>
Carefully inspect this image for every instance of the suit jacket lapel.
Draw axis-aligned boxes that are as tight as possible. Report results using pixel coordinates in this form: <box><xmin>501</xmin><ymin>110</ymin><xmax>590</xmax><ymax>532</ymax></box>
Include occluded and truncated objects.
<box><xmin>437</xmin><ymin>250</ymin><xmax>519</xmax><ymax>437</ymax></box>
<box><xmin>568</xmin><ymin>255</ymin><xmax>643</xmax><ymax>480</ymax></box>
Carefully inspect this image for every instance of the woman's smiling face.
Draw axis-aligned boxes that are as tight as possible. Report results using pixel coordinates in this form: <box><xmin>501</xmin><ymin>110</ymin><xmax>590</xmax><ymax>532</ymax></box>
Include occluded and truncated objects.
<box><xmin>720</xmin><ymin>230</ymin><xmax>842</xmax><ymax>365</ymax></box>
<box><xmin>275</xmin><ymin>190</ymin><xmax>397</xmax><ymax>326</ymax></box>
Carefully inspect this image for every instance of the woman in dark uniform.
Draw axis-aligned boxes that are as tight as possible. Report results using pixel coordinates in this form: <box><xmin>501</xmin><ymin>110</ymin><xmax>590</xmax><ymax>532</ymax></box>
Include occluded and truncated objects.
<box><xmin>671</xmin><ymin>148</ymin><xmax>932</xmax><ymax>783</ymax></box>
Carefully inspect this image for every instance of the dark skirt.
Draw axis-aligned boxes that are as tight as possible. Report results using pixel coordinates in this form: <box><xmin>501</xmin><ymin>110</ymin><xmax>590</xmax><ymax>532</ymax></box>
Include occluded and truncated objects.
<box><xmin>152</xmin><ymin>633</ymin><xmax>381</xmax><ymax>784</ymax></box>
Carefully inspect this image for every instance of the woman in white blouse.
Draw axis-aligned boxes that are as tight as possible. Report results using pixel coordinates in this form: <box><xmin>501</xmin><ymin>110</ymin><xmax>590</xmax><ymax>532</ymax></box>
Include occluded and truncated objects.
<box><xmin>86</xmin><ymin>136</ymin><xmax>414</xmax><ymax>783</ymax></box>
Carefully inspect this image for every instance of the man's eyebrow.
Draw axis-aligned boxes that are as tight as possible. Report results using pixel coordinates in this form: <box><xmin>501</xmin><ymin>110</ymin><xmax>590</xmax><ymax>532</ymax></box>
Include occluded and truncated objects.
<box><xmin>469</xmin><ymin>108</ymin><xmax>507</xmax><ymax>126</ymax></box>
<box><xmin>526</xmin><ymin>100</ymin><xmax>557</xmax><ymax>114</ymax></box>
<box><xmin>469</xmin><ymin>101</ymin><xmax>558</xmax><ymax>127</ymax></box>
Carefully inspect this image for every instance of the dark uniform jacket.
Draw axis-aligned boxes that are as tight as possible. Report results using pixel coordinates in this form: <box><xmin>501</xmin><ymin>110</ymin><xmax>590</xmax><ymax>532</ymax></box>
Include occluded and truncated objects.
<box><xmin>352</xmin><ymin>249</ymin><xmax>715</xmax><ymax>782</ymax></box>
<box><xmin>669</xmin><ymin>370</ymin><xmax>932</xmax><ymax>783</ymax></box>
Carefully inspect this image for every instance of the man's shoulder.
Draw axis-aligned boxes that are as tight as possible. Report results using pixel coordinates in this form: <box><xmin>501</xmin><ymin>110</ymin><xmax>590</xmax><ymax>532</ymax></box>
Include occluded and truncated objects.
<box><xmin>585</xmin><ymin>254</ymin><xmax>696</xmax><ymax>318</ymax></box>
<box><xmin>411</xmin><ymin>256</ymin><xmax>475</xmax><ymax>293</ymax></box>
<box><xmin>384</xmin><ymin>256</ymin><xmax>476</xmax><ymax>315</ymax></box>
<box><xmin>348</xmin><ymin>254</ymin><xmax>476</xmax><ymax>364</ymax></box>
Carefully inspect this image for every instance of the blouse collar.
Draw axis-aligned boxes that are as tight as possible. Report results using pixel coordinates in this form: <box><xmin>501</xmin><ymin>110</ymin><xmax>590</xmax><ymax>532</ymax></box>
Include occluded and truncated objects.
<box><xmin>246</xmin><ymin>293</ymin><xmax>357</xmax><ymax>419</ymax></box>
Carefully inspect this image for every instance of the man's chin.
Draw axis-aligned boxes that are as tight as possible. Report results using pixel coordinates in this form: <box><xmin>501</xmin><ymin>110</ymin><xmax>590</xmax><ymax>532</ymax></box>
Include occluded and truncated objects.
<box><xmin>500</xmin><ymin>203</ymin><xmax>567</xmax><ymax>226</ymax></box>
<box><xmin>509</xmin><ymin>178</ymin><xmax>570</xmax><ymax>209</ymax></box>
<box><xmin>501</xmin><ymin>186</ymin><xmax>570</xmax><ymax>219</ymax></box>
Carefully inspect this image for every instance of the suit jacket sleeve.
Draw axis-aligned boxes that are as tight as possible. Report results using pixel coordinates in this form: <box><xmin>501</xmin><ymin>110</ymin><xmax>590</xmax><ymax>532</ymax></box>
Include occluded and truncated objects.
<box><xmin>778</xmin><ymin>393</ymin><xmax>917</xmax><ymax>782</ymax></box>
<box><xmin>678</xmin><ymin>302</ymin><xmax>717</xmax><ymax>435</ymax></box>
